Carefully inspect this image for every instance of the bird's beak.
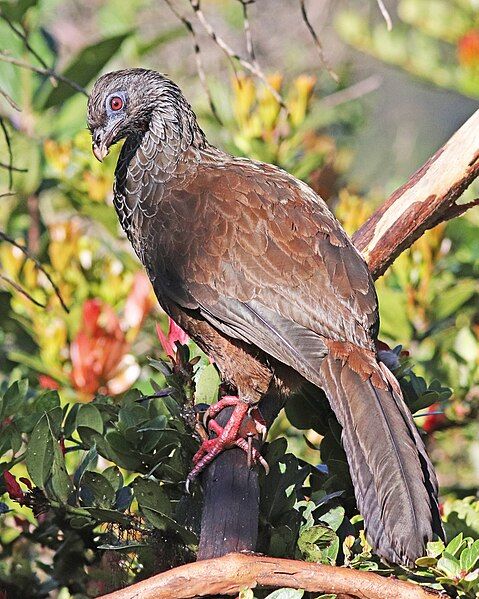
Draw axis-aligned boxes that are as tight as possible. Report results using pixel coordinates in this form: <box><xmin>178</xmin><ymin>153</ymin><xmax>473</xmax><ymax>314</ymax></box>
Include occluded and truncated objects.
<box><xmin>92</xmin><ymin>137</ymin><xmax>109</xmax><ymax>162</ymax></box>
<box><xmin>91</xmin><ymin>120</ymin><xmax>122</xmax><ymax>162</ymax></box>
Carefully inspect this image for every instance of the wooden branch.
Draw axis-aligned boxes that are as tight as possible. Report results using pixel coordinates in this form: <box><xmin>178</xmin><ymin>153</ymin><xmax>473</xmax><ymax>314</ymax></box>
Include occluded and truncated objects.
<box><xmin>197</xmin><ymin>407</ymin><xmax>259</xmax><ymax>559</ymax></box>
<box><xmin>99</xmin><ymin>552</ymin><xmax>439</xmax><ymax>599</ymax></box>
<box><xmin>353</xmin><ymin>107</ymin><xmax>479</xmax><ymax>278</ymax></box>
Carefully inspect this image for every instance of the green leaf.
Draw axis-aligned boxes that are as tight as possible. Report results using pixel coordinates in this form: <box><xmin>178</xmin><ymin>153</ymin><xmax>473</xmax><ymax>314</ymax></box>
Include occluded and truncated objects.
<box><xmin>460</xmin><ymin>539</ymin><xmax>479</xmax><ymax>573</ymax></box>
<box><xmin>77</xmin><ymin>404</ymin><xmax>104</xmax><ymax>434</ymax></box>
<box><xmin>194</xmin><ymin>363</ymin><xmax>220</xmax><ymax>404</ymax></box>
<box><xmin>102</xmin><ymin>466</ymin><xmax>123</xmax><ymax>492</ymax></box>
<box><xmin>74</xmin><ymin>445</ymin><xmax>98</xmax><ymax>487</ymax></box>
<box><xmin>84</xmin><ymin>507</ymin><xmax>132</xmax><ymax>527</ymax></box>
<box><xmin>2</xmin><ymin>379</ymin><xmax>28</xmax><ymax>418</ymax></box>
<box><xmin>319</xmin><ymin>506</ymin><xmax>345</xmax><ymax>532</ymax></box>
<box><xmin>437</xmin><ymin>551</ymin><xmax>461</xmax><ymax>578</ymax></box>
<box><xmin>25</xmin><ymin>414</ymin><xmax>54</xmax><ymax>488</ymax></box>
<box><xmin>132</xmin><ymin>477</ymin><xmax>171</xmax><ymax>517</ymax></box>
<box><xmin>446</xmin><ymin>533</ymin><xmax>465</xmax><ymax>556</ymax></box>
<box><xmin>80</xmin><ymin>471</ymin><xmax>116</xmax><ymax>508</ymax></box>
<box><xmin>42</xmin><ymin>32</ymin><xmax>131</xmax><ymax>108</ymax></box>
<box><xmin>264</xmin><ymin>590</ymin><xmax>304</xmax><ymax>599</ymax></box>
<box><xmin>298</xmin><ymin>524</ymin><xmax>338</xmax><ymax>563</ymax></box>
<box><xmin>427</xmin><ymin>539</ymin><xmax>445</xmax><ymax>558</ymax></box>
<box><xmin>50</xmin><ymin>434</ymin><xmax>73</xmax><ymax>503</ymax></box>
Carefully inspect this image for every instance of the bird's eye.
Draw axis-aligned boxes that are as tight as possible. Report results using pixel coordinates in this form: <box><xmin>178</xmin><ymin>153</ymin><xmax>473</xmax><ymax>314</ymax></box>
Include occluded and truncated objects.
<box><xmin>110</xmin><ymin>96</ymin><xmax>124</xmax><ymax>111</ymax></box>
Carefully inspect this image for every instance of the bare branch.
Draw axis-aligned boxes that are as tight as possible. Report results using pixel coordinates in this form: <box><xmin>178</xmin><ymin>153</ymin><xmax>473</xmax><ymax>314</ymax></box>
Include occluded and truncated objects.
<box><xmin>0</xmin><ymin>117</ymin><xmax>14</xmax><ymax>189</ymax></box>
<box><xmin>0</xmin><ymin>87</ymin><xmax>20</xmax><ymax>111</ymax></box>
<box><xmin>237</xmin><ymin>0</ymin><xmax>256</xmax><ymax>62</ymax></box>
<box><xmin>377</xmin><ymin>0</ymin><xmax>393</xmax><ymax>31</ymax></box>
<box><xmin>98</xmin><ymin>552</ymin><xmax>440</xmax><ymax>599</ymax></box>
<box><xmin>0</xmin><ymin>161</ymin><xmax>27</xmax><ymax>173</ymax></box>
<box><xmin>0</xmin><ymin>230</ymin><xmax>70</xmax><ymax>313</ymax></box>
<box><xmin>0</xmin><ymin>10</ymin><xmax>51</xmax><ymax>71</ymax></box>
<box><xmin>299</xmin><ymin>0</ymin><xmax>338</xmax><ymax>82</ymax></box>
<box><xmin>353</xmin><ymin>108</ymin><xmax>479</xmax><ymax>278</ymax></box>
<box><xmin>162</xmin><ymin>0</ymin><xmax>222</xmax><ymax>124</ymax></box>
<box><xmin>0</xmin><ymin>272</ymin><xmax>46</xmax><ymax>308</ymax></box>
<box><xmin>188</xmin><ymin>0</ymin><xmax>286</xmax><ymax>108</ymax></box>
<box><xmin>319</xmin><ymin>75</ymin><xmax>381</xmax><ymax>109</ymax></box>
<box><xmin>0</xmin><ymin>52</ymin><xmax>87</xmax><ymax>96</ymax></box>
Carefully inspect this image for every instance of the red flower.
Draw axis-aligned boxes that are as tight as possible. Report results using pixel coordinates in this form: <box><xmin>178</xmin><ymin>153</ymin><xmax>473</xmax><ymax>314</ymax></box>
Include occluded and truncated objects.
<box><xmin>38</xmin><ymin>374</ymin><xmax>60</xmax><ymax>390</ymax></box>
<box><xmin>458</xmin><ymin>30</ymin><xmax>479</xmax><ymax>67</ymax></box>
<box><xmin>3</xmin><ymin>471</ymin><xmax>25</xmax><ymax>504</ymax></box>
<box><xmin>156</xmin><ymin>317</ymin><xmax>189</xmax><ymax>359</ymax></box>
<box><xmin>70</xmin><ymin>299</ymin><xmax>139</xmax><ymax>396</ymax></box>
<box><xmin>422</xmin><ymin>403</ymin><xmax>448</xmax><ymax>434</ymax></box>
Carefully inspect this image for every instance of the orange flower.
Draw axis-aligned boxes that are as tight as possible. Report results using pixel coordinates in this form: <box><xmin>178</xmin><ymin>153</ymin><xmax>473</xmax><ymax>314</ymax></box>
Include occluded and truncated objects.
<box><xmin>70</xmin><ymin>299</ymin><xmax>139</xmax><ymax>396</ymax></box>
<box><xmin>458</xmin><ymin>30</ymin><xmax>479</xmax><ymax>68</ymax></box>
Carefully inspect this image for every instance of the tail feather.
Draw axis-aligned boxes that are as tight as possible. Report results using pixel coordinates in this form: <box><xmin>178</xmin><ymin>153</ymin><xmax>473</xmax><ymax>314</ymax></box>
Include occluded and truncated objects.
<box><xmin>317</xmin><ymin>353</ymin><xmax>443</xmax><ymax>566</ymax></box>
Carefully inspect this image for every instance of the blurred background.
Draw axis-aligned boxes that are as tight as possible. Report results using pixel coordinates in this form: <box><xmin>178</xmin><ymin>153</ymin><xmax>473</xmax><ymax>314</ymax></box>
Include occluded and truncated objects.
<box><xmin>1</xmin><ymin>0</ymin><xmax>479</xmax><ymax>596</ymax></box>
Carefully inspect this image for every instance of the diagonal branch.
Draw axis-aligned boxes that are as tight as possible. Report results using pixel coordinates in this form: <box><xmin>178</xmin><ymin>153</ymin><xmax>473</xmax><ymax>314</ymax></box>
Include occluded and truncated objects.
<box><xmin>0</xmin><ymin>52</ymin><xmax>87</xmax><ymax>96</ymax></box>
<box><xmin>353</xmin><ymin>107</ymin><xmax>479</xmax><ymax>278</ymax></box>
<box><xmin>299</xmin><ymin>0</ymin><xmax>338</xmax><ymax>82</ymax></box>
<box><xmin>188</xmin><ymin>0</ymin><xmax>286</xmax><ymax>107</ymax></box>
<box><xmin>0</xmin><ymin>230</ymin><xmax>70</xmax><ymax>313</ymax></box>
<box><xmin>162</xmin><ymin>0</ymin><xmax>222</xmax><ymax>124</ymax></box>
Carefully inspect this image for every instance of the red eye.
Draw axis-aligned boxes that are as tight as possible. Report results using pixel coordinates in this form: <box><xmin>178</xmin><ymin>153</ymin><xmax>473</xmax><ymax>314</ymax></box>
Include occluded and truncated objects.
<box><xmin>110</xmin><ymin>96</ymin><xmax>123</xmax><ymax>111</ymax></box>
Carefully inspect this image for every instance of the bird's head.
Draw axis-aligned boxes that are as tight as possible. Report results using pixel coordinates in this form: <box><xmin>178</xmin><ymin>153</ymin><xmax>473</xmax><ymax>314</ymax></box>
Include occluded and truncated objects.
<box><xmin>87</xmin><ymin>68</ymin><xmax>197</xmax><ymax>162</ymax></box>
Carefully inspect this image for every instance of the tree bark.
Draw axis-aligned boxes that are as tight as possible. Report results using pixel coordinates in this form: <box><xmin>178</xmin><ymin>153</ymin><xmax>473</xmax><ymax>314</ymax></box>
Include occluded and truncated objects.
<box><xmin>99</xmin><ymin>552</ymin><xmax>440</xmax><ymax>599</ymax></box>
<box><xmin>197</xmin><ymin>107</ymin><xmax>479</xmax><ymax>563</ymax></box>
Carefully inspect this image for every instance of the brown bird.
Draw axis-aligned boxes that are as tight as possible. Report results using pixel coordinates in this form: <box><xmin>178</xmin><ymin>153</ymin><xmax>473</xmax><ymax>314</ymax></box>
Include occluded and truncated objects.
<box><xmin>87</xmin><ymin>68</ymin><xmax>443</xmax><ymax>566</ymax></box>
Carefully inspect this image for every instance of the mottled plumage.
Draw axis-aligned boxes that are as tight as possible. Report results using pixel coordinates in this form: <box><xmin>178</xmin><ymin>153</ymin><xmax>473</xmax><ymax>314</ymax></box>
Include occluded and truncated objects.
<box><xmin>87</xmin><ymin>68</ymin><xmax>443</xmax><ymax>566</ymax></box>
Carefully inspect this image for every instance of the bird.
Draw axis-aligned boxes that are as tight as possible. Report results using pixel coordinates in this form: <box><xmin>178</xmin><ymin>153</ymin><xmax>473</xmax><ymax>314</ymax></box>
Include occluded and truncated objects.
<box><xmin>87</xmin><ymin>68</ymin><xmax>444</xmax><ymax>566</ymax></box>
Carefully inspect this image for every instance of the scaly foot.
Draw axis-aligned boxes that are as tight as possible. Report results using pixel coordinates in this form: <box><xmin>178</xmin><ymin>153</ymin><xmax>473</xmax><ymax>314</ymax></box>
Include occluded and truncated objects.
<box><xmin>186</xmin><ymin>397</ymin><xmax>268</xmax><ymax>491</ymax></box>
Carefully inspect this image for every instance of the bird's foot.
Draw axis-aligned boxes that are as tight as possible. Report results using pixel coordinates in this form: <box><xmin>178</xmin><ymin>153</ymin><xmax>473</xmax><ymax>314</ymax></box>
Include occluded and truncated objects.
<box><xmin>186</xmin><ymin>398</ymin><xmax>268</xmax><ymax>492</ymax></box>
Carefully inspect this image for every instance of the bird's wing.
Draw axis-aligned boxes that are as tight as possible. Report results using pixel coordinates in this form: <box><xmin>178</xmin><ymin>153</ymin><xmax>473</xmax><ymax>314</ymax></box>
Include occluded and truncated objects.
<box><xmin>142</xmin><ymin>157</ymin><xmax>379</xmax><ymax>375</ymax></box>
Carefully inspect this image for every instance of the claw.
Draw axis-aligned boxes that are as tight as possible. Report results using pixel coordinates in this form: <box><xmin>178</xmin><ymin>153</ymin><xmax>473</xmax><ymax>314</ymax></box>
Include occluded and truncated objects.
<box><xmin>186</xmin><ymin>399</ymin><xmax>269</xmax><ymax>490</ymax></box>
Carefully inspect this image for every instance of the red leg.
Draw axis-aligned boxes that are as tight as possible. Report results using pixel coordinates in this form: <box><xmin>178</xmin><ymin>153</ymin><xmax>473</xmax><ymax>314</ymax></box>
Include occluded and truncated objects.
<box><xmin>186</xmin><ymin>399</ymin><xmax>268</xmax><ymax>491</ymax></box>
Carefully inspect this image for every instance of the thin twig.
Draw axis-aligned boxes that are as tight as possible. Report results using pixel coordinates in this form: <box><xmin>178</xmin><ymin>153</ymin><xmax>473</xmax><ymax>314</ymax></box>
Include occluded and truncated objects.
<box><xmin>0</xmin><ymin>230</ymin><xmax>70</xmax><ymax>313</ymax></box>
<box><xmin>299</xmin><ymin>0</ymin><xmax>338</xmax><ymax>82</ymax></box>
<box><xmin>237</xmin><ymin>0</ymin><xmax>256</xmax><ymax>62</ymax></box>
<box><xmin>0</xmin><ymin>52</ymin><xmax>87</xmax><ymax>96</ymax></box>
<box><xmin>0</xmin><ymin>161</ymin><xmax>27</xmax><ymax>173</ymax></box>
<box><xmin>377</xmin><ymin>0</ymin><xmax>393</xmax><ymax>31</ymax></box>
<box><xmin>0</xmin><ymin>10</ymin><xmax>51</xmax><ymax>71</ymax></box>
<box><xmin>162</xmin><ymin>0</ymin><xmax>222</xmax><ymax>124</ymax></box>
<box><xmin>0</xmin><ymin>87</ymin><xmax>20</xmax><ymax>111</ymax></box>
<box><xmin>442</xmin><ymin>198</ymin><xmax>479</xmax><ymax>222</ymax></box>
<box><xmin>319</xmin><ymin>75</ymin><xmax>382</xmax><ymax>109</ymax></box>
<box><xmin>0</xmin><ymin>272</ymin><xmax>46</xmax><ymax>308</ymax></box>
<box><xmin>188</xmin><ymin>0</ymin><xmax>286</xmax><ymax>108</ymax></box>
<box><xmin>0</xmin><ymin>117</ymin><xmax>14</xmax><ymax>189</ymax></box>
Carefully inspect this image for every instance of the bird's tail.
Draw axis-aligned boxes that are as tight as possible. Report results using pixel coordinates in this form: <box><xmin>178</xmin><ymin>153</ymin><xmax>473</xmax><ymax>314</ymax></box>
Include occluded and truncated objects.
<box><xmin>316</xmin><ymin>342</ymin><xmax>443</xmax><ymax>566</ymax></box>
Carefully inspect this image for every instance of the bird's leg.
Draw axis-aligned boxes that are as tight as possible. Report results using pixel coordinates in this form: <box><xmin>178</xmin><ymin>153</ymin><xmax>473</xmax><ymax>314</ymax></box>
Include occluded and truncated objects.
<box><xmin>186</xmin><ymin>398</ymin><xmax>268</xmax><ymax>490</ymax></box>
<box><xmin>203</xmin><ymin>396</ymin><xmax>267</xmax><ymax>440</ymax></box>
